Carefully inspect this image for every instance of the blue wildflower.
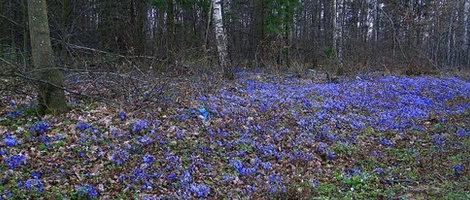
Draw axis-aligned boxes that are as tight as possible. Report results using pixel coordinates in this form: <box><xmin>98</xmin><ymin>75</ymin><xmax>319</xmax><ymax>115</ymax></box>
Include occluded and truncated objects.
<box><xmin>311</xmin><ymin>179</ymin><xmax>318</xmax><ymax>187</ymax></box>
<box><xmin>25</xmin><ymin>180</ymin><xmax>33</xmax><ymax>189</ymax></box>
<box><xmin>453</xmin><ymin>165</ymin><xmax>463</xmax><ymax>171</ymax></box>
<box><xmin>189</xmin><ymin>183</ymin><xmax>210</xmax><ymax>198</ymax></box>
<box><xmin>381</xmin><ymin>138</ymin><xmax>393</xmax><ymax>147</ymax></box>
<box><xmin>261</xmin><ymin>162</ymin><xmax>272</xmax><ymax>170</ymax></box>
<box><xmin>118</xmin><ymin>112</ymin><xmax>126</xmax><ymax>121</ymax></box>
<box><xmin>349</xmin><ymin>168</ymin><xmax>363</xmax><ymax>175</ymax></box>
<box><xmin>222</xmin><ymin>175</ymin><xmax>233</xmax><ymax>182</ymax></box>
<box><xmin>29</xmin><ymin>122</ymin><xmax>50</xmax><ymax>134</ymax></box>
<box><xmin>25</xmin><ymin>178</ymin><xmax>43</xmax><ymax>192</ymax></box>
<box><xmin>240</xmin><ymin>167</ymin><xmax>256</xmax><ymax>176</ymax></box>
<box><xmin>7</xmin><ymin>111</ymin><xmax>15</xmax><ymax>119</ymax></box>
<box><xmin>457</xmin><ymin>129</ymin><xmax>467</xmax><ymax>137</ymax></box>
<box><xmin>118</xmin><ymin>174</ymin><xmax>126</xmax><ymax>181</ymax></box>
<box><xmin>230</xmin><ymin>159</ymin><xmax>246</xmax><ymax>175</ymax></box>
<box><xmin>31</xmin><ymin>171</ymin><xmax>40</xmax><ymax>179</ymax></box>
<box><xmin>327</xmin><ymin>151</ymin><xmax>335</xmax><ymax>161</ymax></box>
<box><xmin>139</xmin><ymin>135</ymin><xmax>153</xmax><ymax>145</ymax></box>
<box><xmin>268</xmin><ymin>186</ymin><xmax>278</xmax><ymax>194</ymax></box>
<box><xmin>269</xmin><ymin>173</ymin><xmax>283</xmax><ymax>183</ymax></box>
<box><xmin>76</xmin><ymin>185</ymin><xmax>98</xmax><ymax>198</ymax></box>
<box><xmin>166</xmin><ymin>173</ymin><xmax>177</xmax><ymax>180</ymax></box>
<box><xmin>244</xmin><ymin>185</ymin><xmax>257</xmax><ymax>194</ymax></box>
<box><xmin>110</xmin><ymin>148</ymin><xmax>130</xmax><ymax>166</ymax></box>
<box><xmin>453</xmin><ymin>165</ymin><xmax>464</xmax><ymax>178</ymax></box>
<box><xmin>4</xmin><ymin>136</ymin><xmax>18</xmax><ymax>147</ymax></box>
<box><xmin>142</xmin><ymin>154</ymin><xmax>154</xmax><ymax>164</ymax></box>
<box><xmin>7</xmin><ymin>111</ymin><xmax>21</xmax><ymax>119</ymax></box>
<box><xmin>375</xmin><ymin>167</ymin><xmax>384</xmax><ymax>175</ymax></box>
<box><xmin>132</xmin><ymin>168</ymin><xmax>148</xmax><ymax>183</ymax></box>
<box><xmin>180</xmin><ymin>170</ymin><xmax>191</xmax><ymax>186</ymax></box>
<box><xmin>3</xmin><ymin>154</ymin><xmax>27</xmax><ymax>169</ymax></box>
<box><xmin>267</xmin><ymin>173</ymin><xmax>285</xmax><ymax>194</ymax></box>
<box><xmin>132</xmin><ymin>120</ymin><xmax>148</xmax><ymax>133</ymax></box>
<box><xmin>87</xmin><ymin>185</ymin><xmax>98</xmax><ymax>197</ymax></box>
<box><xmin>432</xmin><ymin>134</ymin><xmax>446</xmax><ymax>147</ymax></box>
<box><xmin>198</xmin><ymin>107</ymin><xmax>209</xmax><ymax>119</ymax></box>
<box><xmin>76</xmin><ymin>122</ymin><xmax>90</xmax><ymax>131</ymax></box>
<box><xmin>141</xmin><ymin>180</ymin><xmax>153</xmax><ymax>190</ymax></box>
<box><xmin>4</xmin><ymin>189</ymin><xmax>12</xmax><ymax>197</ymax></box>
<box><xmin>200</xmin><ymin>95</ymin><xmax>207</xmax><ymax>102</ymax></box>
<box><xmin>412</xmin><ymin>125</ymin><xmax>425</xmax><ymax>131</ymax></box>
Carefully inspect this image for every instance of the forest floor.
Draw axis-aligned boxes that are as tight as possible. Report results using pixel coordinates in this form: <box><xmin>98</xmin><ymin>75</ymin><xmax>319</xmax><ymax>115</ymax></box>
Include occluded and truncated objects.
<box><xmin>0</xmin><ymin>70</ymin><xmax>469</xmax><ymax>199</ymax></box>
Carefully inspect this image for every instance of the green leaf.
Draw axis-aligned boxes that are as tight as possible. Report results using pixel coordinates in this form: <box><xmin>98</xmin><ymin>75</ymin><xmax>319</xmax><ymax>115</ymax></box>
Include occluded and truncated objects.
<box><xmin>204</xmin><ymin>180</ymin><xmax>214</xmax><ymax>185</ymax></box>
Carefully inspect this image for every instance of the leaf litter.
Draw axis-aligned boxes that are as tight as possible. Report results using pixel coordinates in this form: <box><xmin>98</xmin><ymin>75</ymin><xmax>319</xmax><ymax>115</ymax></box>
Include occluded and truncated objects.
<box><xmin>0</xmin><ymin>72</ymin><xmax>469</xmax><ymax>199</ymax></box>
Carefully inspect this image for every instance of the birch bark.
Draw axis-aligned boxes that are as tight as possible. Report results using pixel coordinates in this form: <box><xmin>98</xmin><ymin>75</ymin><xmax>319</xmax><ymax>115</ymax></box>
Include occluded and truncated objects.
<box><xmin>212</xmin><ymin>0</ymin><xmax>233</xmax><ymax>79</ymax></box>
<box><xmin>333</xmin><ymin>0</ymin><xmax>344</xmax><ymax>70</ymax></box>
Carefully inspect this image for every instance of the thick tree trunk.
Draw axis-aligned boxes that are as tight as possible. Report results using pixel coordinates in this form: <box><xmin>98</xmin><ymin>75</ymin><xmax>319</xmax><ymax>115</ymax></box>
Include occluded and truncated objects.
<box><xmin>27</xmin><ymin>0</ymin><xmax>68</xmax><ymax>115</ymax></box>
<box><xmin>212</xmin><ymin>0</ymin><xmax>233</xmax><ymax>79</ymax></box>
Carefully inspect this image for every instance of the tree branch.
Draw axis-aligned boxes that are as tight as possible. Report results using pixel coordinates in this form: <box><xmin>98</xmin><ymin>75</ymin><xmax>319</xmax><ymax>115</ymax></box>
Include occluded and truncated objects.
<box><xmin>13</xmin><ymin>72</ymin><xmax>117</xmax><ymax>105</ymax></box>
<box><xmin>0</xmin><ymin>13</ymin><xmax>20</xmax><ymax>26</ymax></box>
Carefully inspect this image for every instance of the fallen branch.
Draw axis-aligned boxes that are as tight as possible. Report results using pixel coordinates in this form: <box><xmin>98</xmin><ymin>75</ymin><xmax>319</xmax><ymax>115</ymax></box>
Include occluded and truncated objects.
<box><xmin>383</xmin><ymin>179</ymin><xmax>420</xmax><ymax>184</ymax></box>
<box><xmin>0</xmin><ymin>57</ymin><xmax>18</xmax><ymax>76</ymax></box>
<box><xmin>13</xmin><ymin>72</ymin><xmax>117</xmax><ymax>105</ymax></box>
<box><xmin>51</xmin><ymin>38</ymin><xmax>165</xmax><ymax>61</ymax></box>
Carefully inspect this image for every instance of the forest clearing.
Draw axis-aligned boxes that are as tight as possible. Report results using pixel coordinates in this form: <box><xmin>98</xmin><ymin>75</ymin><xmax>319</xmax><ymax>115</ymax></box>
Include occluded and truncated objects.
<box><xmin>1</xmin><ymin>71</ymin><xmax>469</xmax><ymax>199</ymax></box>
<box><xmin>1</xmin><ymin>0</ymin><xmax>470</xmax><ymax>199</ymax></box>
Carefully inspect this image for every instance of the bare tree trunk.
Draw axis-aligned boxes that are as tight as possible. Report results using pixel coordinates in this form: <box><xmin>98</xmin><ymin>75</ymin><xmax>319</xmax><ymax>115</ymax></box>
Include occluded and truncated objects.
<box><xmin>254</xmin><ymin>0</ymin><xmax>265</xmax><ymax>66</ymax></box>
<box><xmin>367</xmin><ymin>0</ymin><xmax>378</xmax><ymax>42</ymax></box>
<box><xmin>61</xmin><ymin>0</ymin><xmax>69</xmax><ymax>65</ymax></box>
<box><xmin>212</xmin><ymin>0</ymin><xmax>233</xmax><ymax>79</ymax></box>
<box><xmin>322</xmin><ymin>0</ymin><xmax>333</xmax><ymax>47</ymax></box>
<box><xmin>27</xmin><ymin>0</ymin><xmax>68</xmax><ymax>115</ymax></box>
<box><xmin>466</xmin><ymin>0</ymin><xmax>470</xmax><ymax>67</ymax></box>
<box><xmin>333</xmin><ymin>0</ymin><xmax>337</xmax><ymax>50</ymax></box>
<box><xmin>166</xmin><ymin>0</ymin><xmax>175</xmax><ymax>67</ymax></box>
<box><xmin>223</xmin><ymin>0</ymin><xmax>234</xmax><ymax>64</ymax></box>
<box><xmin>333</xmin><ymin>0</ymin><xmax>344</xmax><ymax>74</ymax></box>
<box><xmin>310</xmin><ymin>0</ymin><xmax>319</xmax><ymax>68</ymax></box>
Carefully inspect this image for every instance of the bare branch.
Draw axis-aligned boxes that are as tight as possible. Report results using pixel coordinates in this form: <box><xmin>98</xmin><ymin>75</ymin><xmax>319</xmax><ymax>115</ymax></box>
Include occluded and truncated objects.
<box><xmin>0</xmin><ymin>13</ymin><xmax>20</xmax><ymax>26</ymax></box>
<box><xmin>13</xmin><ymin>72</ymin><xmax>117</xmax><ymax>105</ymax></box>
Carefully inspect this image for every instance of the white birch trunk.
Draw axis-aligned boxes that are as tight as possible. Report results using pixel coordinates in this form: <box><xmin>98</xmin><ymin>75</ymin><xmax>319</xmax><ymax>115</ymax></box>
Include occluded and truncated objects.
<box><xmin>333</xmin><ymin>0</ymin><xmax>337</xmax><ymax>51</ymax></box>
<box><xmin>366</xmin><ymin>0</ymin><xmax>378</xmax><ymax>42</ymax></box>
<box><xmin>333</xmin><ymin>0</ymin><xmax>344</xmax><ymax>67</ymax></box>
<box><xmin>212</xmin><ymin>0</ymin><xmax>232</xmax><ymax>78</ymax></box>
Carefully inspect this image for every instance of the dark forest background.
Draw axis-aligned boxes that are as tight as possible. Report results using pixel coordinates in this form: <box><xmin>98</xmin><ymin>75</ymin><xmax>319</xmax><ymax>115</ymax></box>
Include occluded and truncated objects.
<box><xmin>1</xmin><ymin>0</ymin><xmax>469</xmax><ymax>77</ymax></box>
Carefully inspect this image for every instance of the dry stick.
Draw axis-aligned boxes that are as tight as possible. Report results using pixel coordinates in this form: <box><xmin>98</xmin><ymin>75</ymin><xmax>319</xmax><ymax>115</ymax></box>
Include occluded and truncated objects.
<box><xmin>0</xmin><ymin>57</ymin><xmax>18</xmax><ymax>74</ymax></box>
<box><xmin>13</xmin><ymin>72</ymin><xmax>117</xmax><ymax>105</ymax></box>
<box><xmin>137</xmin><ymin>83</ymin><xmax>163</xmax><ymax>110</ymax></box>
<box><xmin>203</xmin><ymin>2</ymin><xmax>213</xmax><ymax>55</ymax></box>
<box><xmin>66</xmin><ymin>71</ymin><xmax>147</xmax><ymax>83</ymax></box>
<box><xmin>383</xmin><ymin>179</ymin><xmax>420</xmax><ymax>183</ymax></box>
<box><xmin>0</xmin><ymin>13</ymin><xmax>20</xmax><ymax>26</ymax></box>
<box><xmin>66</xmin><ymin>42</ymin><xmax>159</xmax><ymax>60</ymax></box>
<box><xmin>380</xmin><ymin>7</ymin><xmax>408</xmax><ymax>65</ymax></box>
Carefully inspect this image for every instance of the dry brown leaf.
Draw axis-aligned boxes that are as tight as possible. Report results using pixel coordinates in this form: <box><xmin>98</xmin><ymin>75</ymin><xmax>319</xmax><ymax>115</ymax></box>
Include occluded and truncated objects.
<box><xmin>90</xmin><ymin>161</ymin><xmax>104</xmax><ymax>176</ymax></box>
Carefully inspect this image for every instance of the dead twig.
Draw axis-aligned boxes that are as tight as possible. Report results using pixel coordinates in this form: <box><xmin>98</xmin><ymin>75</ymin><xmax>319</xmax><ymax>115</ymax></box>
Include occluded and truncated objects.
<box><xmin>13</xmin><ymin>72</ymin><xmax>117</xmax><ymax>105</ymax></box>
